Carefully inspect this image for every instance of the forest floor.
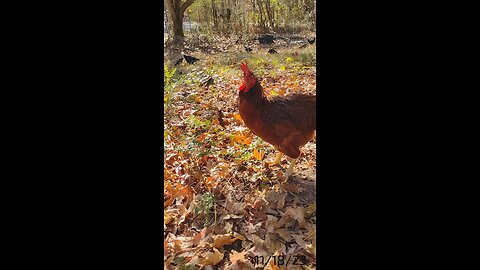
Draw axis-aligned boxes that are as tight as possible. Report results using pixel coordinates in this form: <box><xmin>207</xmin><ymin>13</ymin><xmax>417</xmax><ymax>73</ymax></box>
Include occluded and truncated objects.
<box><xmin>164</xmin><ymin>34</ymin><xmax>317</xmax><ymax>270</ymax></box>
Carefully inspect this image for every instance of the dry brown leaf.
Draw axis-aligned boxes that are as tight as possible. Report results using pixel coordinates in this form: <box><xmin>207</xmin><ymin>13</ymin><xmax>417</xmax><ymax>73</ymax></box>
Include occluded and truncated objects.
<box><xmin>280</xmin><ymin>182</ymin><xmax>299</xmax><ymax>193</ymax></box>
<box><xmin>292</xmin><ymin>234</ymin><xmax>313</xmax><ymax>255</ymax></box>
<box><xmin>224</xmin><ymin>221</ymin><xmax>233</xmax><ymax>233</ymax></box>
<box><xmin>193</xmin><ymin>226</ymin><xmax>211</xmax><ymax>246</ymax></box>
<box><xmin>310</xmin><ymin>237</ymin><xmax>316</xmax><ymax>257</ymax></box>
<box><xmin>225</xmin><ymin>260</ymin><xmax>256</xmax><ymax>270</ymax></box>
<box><xmin>252</xmin><ymin>197</ymin><xmax>266</xmax><ymax>209</ymax></box>
<box><xmin>165</xmin><ymin>153</ymin><xmax>180</xmax><ymax>165</ymax></box>
<box><xmin>265</xmin><ymin>215</ymin><xmax>279</xmax><ymax>234</ymax></box>
<box><xmin>163</xmin><ymin>197</ymin><xmax>175</xmax><ymax>208</ymax></box>
<box><xmin>252</xmin><ymin>148</ymin><xmax>265</xmax><ymax>160</ymax></box>
<box><xmin>164</xmin><ymin>255</ymin><xmax>175</xmax><ymax>268</ymax></box>
<box><xmin>225</xmin><ymin>193</ymin><xmax>234</xmax><ymax>212</ymax></box>
<box><xmin>275</xmin><ymin>228</ymin><xmax>293</xmax><ymax>242</ymax></box>
<box><xmin>225</xmin><ymin>193</ymin><xmax>247</xmax><ymax>214</ymax></box>
<box><xmin>204</xmin><ymin>176</ymin><xmax>216</xmax><ymax>190</ymax></box>
<box><xmin>277</xmin><ymin>192</ymin><xmax>287</xmax><ymax>209</ymax></box>
<box><xmin>231</xmin><ymin>202</ymin><xmax>246</xmax><ymax>214</ymax></box>
<box><xmin>305</xmin><ymin>224</ymin><xmax>316</xmax><ymax>241</ymax></box>
<box><xmin>164</xmin><ymin>185</ymin><xmax>194</xmax><ymax>209</ymax></box>
<box><xmin>287</xmin><ymin>207</ymin><xmax>306</xmax><ymax>226</ymax></box>
<box><xmin>164</xmin><ymin>211</ymin><xmax>175</xmax><ymax>225</ymax></box>
<box><xmin>222</xmin><ymin>214</ymin><xmax>244</xmax><ymax>220</ymax></box>
<box><xmin>213</xmin><ymin>233</ymin><xmax>245</xmax><ymax>249</ymax></box>
<box><xmin>173</xmin><ymin>239</ymin><xmax>181</xmax><ymax>252</ymax></box>
<box><xmin>246</xmin><ymin>222</ymin><xmax>262</xmax><ymax>235</ymax></box>
<box><xmin>269</xmin><ymin>259</ymin><xmax>280</xmax><ymax>270</ymax></box>
<box><xmin>197</xmin><ymin>132</ymin><xmax>208</xmax><ymax>142</ymax></box>
<box><xmin>186</xmin><ymin>256</ymin><xmax>200</xmax><ymax>267</ymax></box>
<box><xmin>244</xmin><ymin>240</ymin><xmax>268</xmax><ymax>258</ymax></box>
<box><xmin>233</xmin><ymin>133</ymin><xmax>251</xmax><ymax>145</ymax></box>
<box><xmin>174</xmin><ymin>204</ymin><xmax>191</xmax><ymax>226</ymax></box>
<box><xmin>264</xmin><ymin>233</ymin><xmax>285</xmax><ymax>254</ymax></box>
<box><xmin>276</xmin><ymin>207</ymin><xmax>307</xmax><ymax>228</ymax></box>
<box><xmin>229</xmin><ymin>250</ymin><xmax>247</xmax><ymax>263</ymax></box>
<box><xmin>305</xmin><ymin>203</ymin><xmax>316</xmax><ymax>216</ymax></box>
<box><xmin>200</xmin><ymin>248</ymin><xmax>224</xmax><ymax>266</ymax></box>
<box><xmin>232</xmin><ymin>113</ymin><xmax>243</xmax><ymax>123</ymax></box>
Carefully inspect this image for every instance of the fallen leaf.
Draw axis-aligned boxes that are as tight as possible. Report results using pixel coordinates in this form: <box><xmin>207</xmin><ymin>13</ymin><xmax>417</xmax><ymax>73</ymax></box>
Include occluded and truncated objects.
<box><xmin>205</xmin><ymin>176</ymin><xmax>216</xmax><ymax>190</ymax></box>
<box><xmin>213</xmin><ymin>234</ymin><xmax>245</xmax><ymax>249</ymax></box>
<box><xmin>164</xmin><ymin>211</ymin><xmax>174</xmax><ymax>225</ymax></box>
<box><xmin>246</xmin><ymin>222</ymin><xmax>262</xmax><ymax>235</ymax></box>
<box><xmin>229</xmin><ymin>250</ymin><xmax>247</xmax><ymax>263</ymax></box>
<box><xmin>264</xmin><ymin>233</ymin><xmax>284</xmax><ymax>254</ymax></box>
<box><xmin>292</xmin><ymin>234</ymin><xmax>314</xmax><ymax>255</ymax></box>
<box><xmin>193</xmin><ymin>226</ymin><xmax>211</xmax><ymax>246</ymax></box>
<box><xmin>276</xmin><ymin>207</ymin><xmax>307</xmax><ymax>228</ymax></box>
<box><xmin>252</xmin><ymin>197</ymin><xmax>266</xmax><ymax>209</ymax></box>
<box><xmin>197</xmin><ymin>132</ymin><xmax>208</xmax><ymax>142</ymax></box>
<box><xmin>277</xmin><ymin>192</ymin><xmax>287</xmax><ymax>208</ymax></box>
<box><xmin>233</xmin><ymin>133</ymin><xmax>251</xmax><ymax>145</ymax></box>
<box><xmin>200</xmin><ymin>248</ymin><xmax>224</xmax><ymax>266</ymax></box>
<box><xmin>252</xmin><ymin>148</ymin><xmax>265</xmax><ymax>160</ymax></box>
<box><xmin>231</xmin><ymin>202</ymin><xmax>246</xmax><ymax>214</ymax></box>
<box><xmin>305</xmin><ymin>203</ymin><xmax>316</xmax><ymax>216</ymax></box>
<box><xmin>225</xmin><ymin>260</ymin><xmax>256</xmax><ymax>270</ymax></box>
<box><xmin>270</xmin><ymin>260</ymin><xmax>280</xmax><ymax>270</ymax></box>
<box><xmin>280</xmin><ymin>182</ymin><xmax>299</xmax><ymax>193</ymax></box>
<box><xmin>265</xmin><ymin>215</ymin><xmax>279</xmax><ymax>233</ymax></box>
<box><xmin>276</xmin><ymin>228</ymin><xmax>293</xmax><ymax>242</ymax></box>
<box><xmin>232</xmin><ymin>113</ymin><xmax>243</xmax><ymax>123</ymax></box>
<box><xmin>186</xmin><ymin>256</ymin><xmax>200</xmax><ymax>267</ymax></box>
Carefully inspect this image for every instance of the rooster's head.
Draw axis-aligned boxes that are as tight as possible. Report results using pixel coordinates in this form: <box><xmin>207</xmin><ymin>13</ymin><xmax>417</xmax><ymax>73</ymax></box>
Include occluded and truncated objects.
<box><xmin>239</xmin><ymin>62</ymin><xmax>256</xmax><ymax>92</ymax></box>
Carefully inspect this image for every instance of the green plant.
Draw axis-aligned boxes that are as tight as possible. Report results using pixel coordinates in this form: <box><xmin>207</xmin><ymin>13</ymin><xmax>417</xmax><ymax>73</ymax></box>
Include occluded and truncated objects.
<box><xmin>164</xmin><ymin>63</ymin><xmax>177</xmax><ymax>115</ymax></box>
<box><xmin>193</xmin><ymin>192</ymin><xmax>216</xmax><ymax>227</ymax></box>
<box><xmin>178</xmin><ymin>264</ymin><xmax>198</xmax><ymax>270</ymax></box>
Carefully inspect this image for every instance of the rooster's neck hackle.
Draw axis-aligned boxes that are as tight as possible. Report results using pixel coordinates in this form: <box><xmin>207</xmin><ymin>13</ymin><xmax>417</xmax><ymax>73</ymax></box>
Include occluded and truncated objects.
<box><xmin>241</xmin><ymin>80</ymin><xmax>268</xmax><ymax>104</ymax></box>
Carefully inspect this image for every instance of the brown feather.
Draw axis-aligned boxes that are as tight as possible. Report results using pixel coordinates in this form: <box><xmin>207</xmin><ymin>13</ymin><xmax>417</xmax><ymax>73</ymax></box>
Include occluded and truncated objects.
<box><xmin>239</xmin><ymin>77</ymin><xmax>316</xmax><ymax>159</ymax></box>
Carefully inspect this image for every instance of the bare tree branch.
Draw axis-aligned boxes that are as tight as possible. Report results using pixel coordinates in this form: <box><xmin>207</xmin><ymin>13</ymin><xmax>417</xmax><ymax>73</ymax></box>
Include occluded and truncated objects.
<box><xmin>180</xmin><ymin>0</ymin><xmax>196</xmax><ymax>14</ymax></box>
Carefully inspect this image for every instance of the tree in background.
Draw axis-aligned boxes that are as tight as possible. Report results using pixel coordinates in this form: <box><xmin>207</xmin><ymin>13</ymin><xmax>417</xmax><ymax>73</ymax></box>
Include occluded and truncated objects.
<box><xmin>164</xmin><ymin>0</ymin><xmax>316</xmax><ymax>49</ymax></box>
<box><xmin>165</xmin><ymin>0</ymin><xmax>196</xmax><ymax>43</ymax></box>
<box><xmin>185</xmin><ymin>0</ymin><xmax>315</xmax><ymax>36</ymax></box>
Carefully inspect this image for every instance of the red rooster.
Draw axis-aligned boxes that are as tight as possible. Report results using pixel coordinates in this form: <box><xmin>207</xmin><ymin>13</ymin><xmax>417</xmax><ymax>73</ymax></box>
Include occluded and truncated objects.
<box><xmin>238</xmin><ymin>62</ymin><xmax>316</xmax><ymax>180</ymax></box>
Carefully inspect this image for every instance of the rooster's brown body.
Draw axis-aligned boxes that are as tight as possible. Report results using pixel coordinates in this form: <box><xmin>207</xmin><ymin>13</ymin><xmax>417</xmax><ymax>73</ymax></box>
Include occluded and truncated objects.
<box><xmin>238</xmin><ymin>63</ymin><xmax>316</xmax><ymax>179</ymax></box>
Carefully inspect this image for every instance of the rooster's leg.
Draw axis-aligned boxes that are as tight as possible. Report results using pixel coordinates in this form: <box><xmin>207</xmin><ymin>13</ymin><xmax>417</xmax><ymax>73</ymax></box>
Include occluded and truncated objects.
<box><xmin>285</xmin><ymin>158</ymin><xmax>297</xmax><ymax>180</ymax></box>
<box><xmin>273</xmin><ymin>152</ymin><xmax>283</xmax><ymax>164</ymax></box>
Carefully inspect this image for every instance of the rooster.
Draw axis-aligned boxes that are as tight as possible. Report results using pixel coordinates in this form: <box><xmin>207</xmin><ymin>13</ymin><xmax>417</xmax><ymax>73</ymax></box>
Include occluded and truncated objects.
<box><xmin>238</xmin><ymin>62</ymin><xmax>316</xmax><ymax>180</ymax></box>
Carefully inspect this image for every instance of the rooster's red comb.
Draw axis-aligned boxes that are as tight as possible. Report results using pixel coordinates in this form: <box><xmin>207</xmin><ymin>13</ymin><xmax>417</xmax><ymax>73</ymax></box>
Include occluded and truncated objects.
<box><xmin>240</xmin><ymin>62</ymin><xmax>251</xmax><ymax>74</ymax></box>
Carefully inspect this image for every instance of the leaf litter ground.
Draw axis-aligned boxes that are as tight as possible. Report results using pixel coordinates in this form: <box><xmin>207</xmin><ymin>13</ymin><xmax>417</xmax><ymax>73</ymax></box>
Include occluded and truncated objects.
<box><xmin>164</xmin><ymin>38</ymin><xmax>316</xmax><ymax>270</ymax></box>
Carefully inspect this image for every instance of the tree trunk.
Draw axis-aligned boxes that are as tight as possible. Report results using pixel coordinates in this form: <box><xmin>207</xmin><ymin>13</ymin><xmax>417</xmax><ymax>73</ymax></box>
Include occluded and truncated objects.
<box><xmin>165</xmin><ymin>0</ymin><xmax>196</xmax><ymax>44</ymax></box>
<box><xmin>172</xmin><ymin>11</ymin><xmax>184</xmax><ymax>39</ymax></box>
<box><xmin>212</xmin><ymin>1</ymin><xmax>218</xmax><ymax>28</ymax></box>
<box><xmin>264</xmin><ymin>0</ymin><xmax>275</xmax><ymax>29</ymax></box>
